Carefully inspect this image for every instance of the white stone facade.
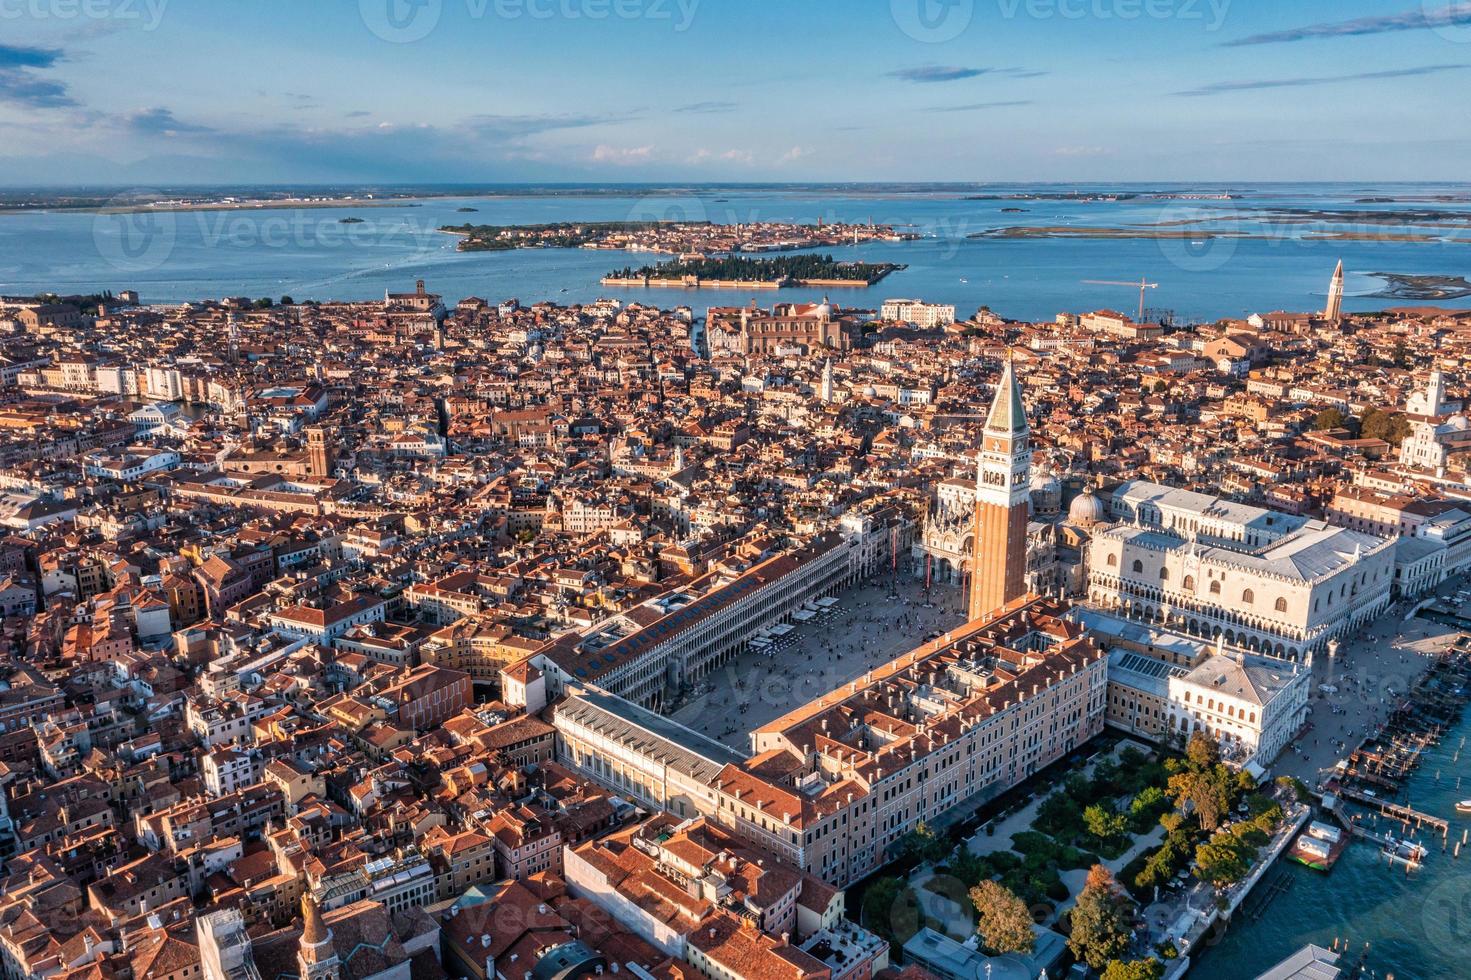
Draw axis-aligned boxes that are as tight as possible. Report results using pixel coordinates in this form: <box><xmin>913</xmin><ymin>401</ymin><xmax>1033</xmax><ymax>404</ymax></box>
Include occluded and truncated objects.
<box><xmin>1086</xmin><ymin>481</ymin><xmax>1393</xmax><ymax>659</ymax></box>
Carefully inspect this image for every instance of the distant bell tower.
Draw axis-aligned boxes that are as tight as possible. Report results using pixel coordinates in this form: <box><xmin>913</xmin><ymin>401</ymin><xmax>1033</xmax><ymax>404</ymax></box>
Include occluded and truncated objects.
<box><xmin>297</xmin><ymin>895</ymin><xmax>339</xmax><ymax>980</ymax></box>
<box><xmin>970</xmin><ymin>353</ymin><xmax>1032</xmax><ymax>621</ymax></box>
<box><xmin>306</xmin><ymin>426</ymin><xmax>333</xmax><ymax>478</ymax></box>
<box><xmin>1324</xmin><ymin>260</ymin><xmax>1344</xmax><ymax>321</ymax></box>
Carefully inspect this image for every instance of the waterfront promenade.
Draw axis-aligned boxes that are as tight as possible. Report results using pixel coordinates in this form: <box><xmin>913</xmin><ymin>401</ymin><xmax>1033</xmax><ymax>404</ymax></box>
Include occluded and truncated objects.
<box><xmin>1274</xmin><ymin>590</ymin><xmax>1463</xmax><ymax>792</ymax></box>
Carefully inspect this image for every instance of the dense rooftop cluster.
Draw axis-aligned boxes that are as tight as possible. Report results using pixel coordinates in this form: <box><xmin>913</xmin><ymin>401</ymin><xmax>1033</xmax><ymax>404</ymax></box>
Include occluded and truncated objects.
<box><xmin>0</xmin><ymin>280</ymin><xmax>1466</xmax><ymax>980</ymax></box>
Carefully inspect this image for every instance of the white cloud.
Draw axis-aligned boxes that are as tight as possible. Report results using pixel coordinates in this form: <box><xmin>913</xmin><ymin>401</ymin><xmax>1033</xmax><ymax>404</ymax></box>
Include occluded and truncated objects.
<box><xmin>591</xmin><ymin>144</ymin><xmax>654</xmax><ymax>164</ymax></box>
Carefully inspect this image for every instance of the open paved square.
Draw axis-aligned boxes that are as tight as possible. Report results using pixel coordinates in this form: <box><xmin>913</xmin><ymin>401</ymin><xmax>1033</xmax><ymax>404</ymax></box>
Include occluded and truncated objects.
<box><xmin>667</xmin><ymin>575</ymin><xmax>969</xmax><ymax>750</ymax></box>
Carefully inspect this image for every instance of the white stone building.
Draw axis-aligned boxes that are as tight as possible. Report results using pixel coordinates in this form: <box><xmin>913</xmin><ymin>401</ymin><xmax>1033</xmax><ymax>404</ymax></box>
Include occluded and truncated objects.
<box><xmin>1167</xmin><ymin>648</ymin><xmax>1312</xmax><ymax>768</ymax></box>
<box><xmin>1086</xmin><ymin>481</ymin><xmax>1393</xmax><ymax>659</ymax></box>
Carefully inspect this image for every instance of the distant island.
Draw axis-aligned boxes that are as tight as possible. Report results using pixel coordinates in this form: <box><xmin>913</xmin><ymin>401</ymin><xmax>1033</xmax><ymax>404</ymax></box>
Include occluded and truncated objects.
<box><xmin>338</xmin><ymin>217</ymin><xmax>365</xmax><ymax>224</ymax></box>
<box><xmin>603</xmin><ymin>253</ymin><xmax>904</xmax><ymax>289</ymax></box>
<box><xmin>441</xmin><ymin>219</ymin><xmax>915</xmax><ymax>255</ymax></box>
<box><xmin>1367</xmin><ymin>273</ymin><xmax>1471</xmax><ymax>301</ymax></box>
<box><xmin>971</xmin><ymin>226</ymin><xmax>1446</xmax><ymax>244</ymax></box>
<box><xmin>964</xmin><ymin>190</ymin><xmax>1240</xmax><ymax>202</ymax></box>
<box><xmin>456</xmin><ymin>207</ymin><xmax>478</xmax><ymax>212</ymax></box>
<box><xmin>442</xmin><ymin>220</ymin><xmax>694</xmax><ymax>251</ymax></box>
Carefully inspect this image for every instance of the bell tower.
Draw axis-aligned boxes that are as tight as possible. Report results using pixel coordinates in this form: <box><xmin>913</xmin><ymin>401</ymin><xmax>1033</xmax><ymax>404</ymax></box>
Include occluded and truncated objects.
<box><xmin>970</xmin><ymin>353</ymin><xmax>1032</xmax><ymax>621</ymax></box>
<box><xmin>306</xmin><ymin>427</ymin><xmax>333</xmax><ymax>479</ymax></box>
<box><xmin>297</xmin><ymin>895</ymin><xmax>338</xmax><ymax>980</ymax></box>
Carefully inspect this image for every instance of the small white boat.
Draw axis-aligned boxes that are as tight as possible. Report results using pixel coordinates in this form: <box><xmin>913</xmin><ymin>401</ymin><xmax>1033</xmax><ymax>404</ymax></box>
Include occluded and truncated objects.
<box><xmin>1457</xmin><ymin>800</ymin><xmax>1471</xmax><ymax>813</ymax></box>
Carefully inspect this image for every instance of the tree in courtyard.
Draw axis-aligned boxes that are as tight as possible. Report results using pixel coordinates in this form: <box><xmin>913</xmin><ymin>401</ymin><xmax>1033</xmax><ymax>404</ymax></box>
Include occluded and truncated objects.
<box><xmin>896</xmin><ymin>822</ymin><xmax>949</xmax><ymax>864</ymax></box>
<box><xmin>970</xmin><ymin>880</ymin><xmax>1036</xmax><ymax>955</ymax></box>
<box><xmin>1167</xmin><ymin>766</ymin><xmax>1232</xmax><ymax>832</ymax></box>
<box><xmin>1194</xmin><ymin>835</ymin><xmax>1253</xmax><ymax>886</ymax></box>
<box><xmin>1103</xmin><ymin>958</ymin><xmax>1165</xmax><ymax>980</ymax></box>
<box><xmin>1084</xmin><ymin>803</ymin><xmax>1128</xmax><ymax>843</ymax></box>
<box><xmin>1185</xmin><ymin>729</ymin><xmax>1220</xmax><ymax>771</ymax></box>
<box><xmin>861</xmin><ymin>877</ymin><xmax>923</xmax><ymax>948</ymax></box>
<box><xmin>1128</xmin><ymin>786</ymin><xmax>1170</xmax><ymax>830</ymax></box>
<box><xmin>1068</xmin><ymin>866</ymin><xmax>1135</xmax><ymax>970</ymax></box>
<box><xmin>1311</xmin><ymin>408</ymin><xmax>1346</xmax><ymax>431</ymax></box>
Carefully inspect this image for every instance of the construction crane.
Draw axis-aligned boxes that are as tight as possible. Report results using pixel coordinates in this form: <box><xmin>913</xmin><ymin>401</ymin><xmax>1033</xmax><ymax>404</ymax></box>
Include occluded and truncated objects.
<box><xmin>1083</xmin><ymin>277</ymin><xmax>1159</xmax><ymax>323</ymax></box>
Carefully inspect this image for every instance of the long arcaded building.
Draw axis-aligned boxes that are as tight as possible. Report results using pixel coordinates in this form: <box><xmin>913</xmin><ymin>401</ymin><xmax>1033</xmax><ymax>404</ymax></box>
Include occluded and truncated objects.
<box><xmin>552</xmin><ymin>594</ymin><xmax>1107</xmax><ymax>887</ymax></box>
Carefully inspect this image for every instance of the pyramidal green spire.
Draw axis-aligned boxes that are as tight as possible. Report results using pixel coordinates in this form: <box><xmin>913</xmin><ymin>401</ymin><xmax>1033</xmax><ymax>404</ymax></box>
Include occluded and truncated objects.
<box><xmin>985</xmin><ymin>352</ymin><xmax>1028</xmax><ymax>434</ymax></box>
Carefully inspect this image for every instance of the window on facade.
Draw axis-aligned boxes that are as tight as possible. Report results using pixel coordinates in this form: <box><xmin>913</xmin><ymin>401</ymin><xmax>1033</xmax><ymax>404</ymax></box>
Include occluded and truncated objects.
<box><xmin>1274</xmin><ymin>597</ymin><xmax>1287</xmax><ymax>613</ymax></box>
<box><xmin>1183</xmin><ymin>575</ymin><xmax>1195</xmax><ymax>592</ymax></box>
<box><xmin>1209</xmin><ymin>581</ymin><xmax>1221</xmax><ymax>595</ymax></box>
<box><xmin>1107</xmin><ymin>553</ymin><xmax>1117</xmax><ymax>567</ymax></box>
<box><xmin>1159</xmin><ymin>567</ymin><xmax>1169</xmax><ymax>581</ymax></box>
<box><xmin>1242</xmin><ymin>589</ymin><xmax>1254</xmax><ymax>604</ymax></box>
<box><xmin>1132</xmin><ymin>560</ymin><xmax>1143</xmax><ymax>573</ymax></box>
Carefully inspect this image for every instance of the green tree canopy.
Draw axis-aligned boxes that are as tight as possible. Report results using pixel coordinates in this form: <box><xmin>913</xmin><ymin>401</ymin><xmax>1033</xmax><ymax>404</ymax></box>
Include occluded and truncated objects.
<box><xmin>1085</xmin><ymin>803</ymin><xmax>1129</xmax><ymax>843</ymax></box>
<box><xmin>1311</xmin><ymin>408</ymin><xmax>1346</xmax><ymax>431</ymax></box>
<box><xmin>1068</xmin><ymin>866</ymin><xmax>1135</xmax><ymax>969</ymax></box>
<box><xmin>1103</xmin><ymin>958</ymin><xmax>1165</xmax><ymax>980</ymax></box>
<box><xmin>1185</xmin><ymin>730</ymin><xmax>1221</xmax><ymax>770</ymax></box>
<box><xmin>970</xmin><ymin>880</ymin><xmax>1036</xmax><ymax>955</ymax></box>
<box><xmin>1194</xmin><ymin>835</ymin><xmax>1254</xmax><ymax>885</ymax></box>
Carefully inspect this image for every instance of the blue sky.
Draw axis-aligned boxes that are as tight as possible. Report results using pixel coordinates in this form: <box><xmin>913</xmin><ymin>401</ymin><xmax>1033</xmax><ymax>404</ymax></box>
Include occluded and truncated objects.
<box><xmin>2</xmin><ymin>0</ymin><xmax>1470</xmax><ymax>184</ymax></box>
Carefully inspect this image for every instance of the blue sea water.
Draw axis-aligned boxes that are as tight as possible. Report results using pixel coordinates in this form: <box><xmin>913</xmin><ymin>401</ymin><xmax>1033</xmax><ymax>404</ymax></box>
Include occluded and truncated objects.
<box><xmin>1198</xmin><ymin>707</ymin><xmax>1471</xmax><ymax>980</ymax></box>
<box><xmin>1</xmin><ymin>183</ymin><xmax>1468</xmax><ymax>321</ymax></box>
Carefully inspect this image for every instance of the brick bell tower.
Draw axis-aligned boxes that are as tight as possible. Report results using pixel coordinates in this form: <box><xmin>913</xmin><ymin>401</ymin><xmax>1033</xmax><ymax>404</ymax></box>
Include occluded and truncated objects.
<box><xmin>970</xmin><ymin>352</ymin><xmax>1032</xmax><ymax>621</ymax></box>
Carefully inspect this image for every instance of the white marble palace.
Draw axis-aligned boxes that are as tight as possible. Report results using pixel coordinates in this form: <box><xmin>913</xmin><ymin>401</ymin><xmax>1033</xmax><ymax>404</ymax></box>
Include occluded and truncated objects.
<box><xmin>1086</xmin><ymin>480</ymin><xmax>1394</xmax><ymax>660</ymax></box>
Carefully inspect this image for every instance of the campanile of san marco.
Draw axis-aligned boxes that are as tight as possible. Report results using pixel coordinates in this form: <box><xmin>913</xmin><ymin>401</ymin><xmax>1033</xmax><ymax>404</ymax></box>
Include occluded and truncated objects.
<box><xmin>969</xmin><ymin>354</ymin><xmax>1032</xmax><ymax>621</ymax></box>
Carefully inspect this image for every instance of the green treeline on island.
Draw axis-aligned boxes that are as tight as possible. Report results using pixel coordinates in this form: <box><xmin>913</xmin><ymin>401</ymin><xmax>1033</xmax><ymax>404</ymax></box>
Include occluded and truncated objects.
<box><xmin>442</xmin><ymin>220</ymin><xmax>706</xmax><ymax>251</ymax></box>
<box><xmin>610</xmin><ymin>253</ymin><xmax>903</xmax><ymax>284</ymax></box>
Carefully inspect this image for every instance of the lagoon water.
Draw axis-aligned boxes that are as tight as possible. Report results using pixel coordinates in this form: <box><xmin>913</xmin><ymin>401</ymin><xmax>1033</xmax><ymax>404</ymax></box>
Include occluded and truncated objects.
<box><xmin>1198</xmin><ymin>707</ymin><xmax>1471</xmax><ymax>980</ymax></box>
<box><xmin>2</xmin><ymin>183</ymin><xmax>1470</xmax><ymax>322</ymax></box>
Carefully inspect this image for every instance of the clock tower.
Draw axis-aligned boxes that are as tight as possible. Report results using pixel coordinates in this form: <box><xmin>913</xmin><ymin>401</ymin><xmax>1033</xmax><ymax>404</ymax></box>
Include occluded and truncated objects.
<box><xmin>970</xmin><ymin>354</ymin><xmax>1032</xmax><ymax>621</ymax></box>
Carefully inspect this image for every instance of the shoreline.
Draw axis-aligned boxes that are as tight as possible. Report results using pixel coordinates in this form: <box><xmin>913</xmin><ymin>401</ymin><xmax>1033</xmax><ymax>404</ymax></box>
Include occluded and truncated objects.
<box><xmin>601</xmin><ymin>274</ymin><xmax>895</xmax><ymax>289</ymax></box>
<box><xmin>0</xmin><ymin>197</ymin><xmax>437</xmax><ymax>216</ymax></box>
<box><xmin>970</xmin><ymin>226</ymin><xmax>1465</xmax><ymax>244</ymax></box>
